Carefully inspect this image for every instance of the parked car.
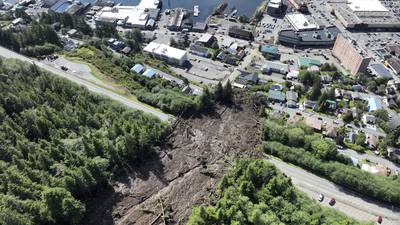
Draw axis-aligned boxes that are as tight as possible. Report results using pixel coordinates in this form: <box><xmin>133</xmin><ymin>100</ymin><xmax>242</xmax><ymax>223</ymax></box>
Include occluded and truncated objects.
<box><xmin>329</xmin><ymin>198</ymin><xmax>336</xmax><ymax>206</ymax></box>
<box><xmin>60</xmin><ymin>66</ymin><xmax>68</xmax><ymax>71</ymax></box>
<box><xmin>318</xmin><ymin>194</ymin><xmax>324</xmax><ymax>202</ymax></box>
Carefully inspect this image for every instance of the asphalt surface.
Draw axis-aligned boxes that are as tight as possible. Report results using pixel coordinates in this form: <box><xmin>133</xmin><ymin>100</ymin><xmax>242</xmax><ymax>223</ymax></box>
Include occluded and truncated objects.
<box><xmin>268</xmin><ymin>157</ymin><xmax>400</xmax><ymax>225</ymax></box>
<box><xmin>339</xmin><ymin>148</ymin><xmax>400</xmax><ymax>172</ymax></box>
<box><xmin>0</xmin><ymin>46</ymin><xmax>172</xmax><ymax>122</ymax></box>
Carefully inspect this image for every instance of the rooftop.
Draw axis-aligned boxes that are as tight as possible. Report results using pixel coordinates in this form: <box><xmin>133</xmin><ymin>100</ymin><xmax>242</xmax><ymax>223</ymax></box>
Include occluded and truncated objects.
<box><xmin>144</xmin><ymin>42</ymin><xmax>187</xmax><ymax>61</ymax></box>
<box><xmin>347</xmin><ymin>0</ymin><xmax>388</xmax><ymax>12</ymax></box>
<box><xmin>278</xmin><ymin>26</ymin><xmax>341</xmax><ymax>47</ymax></box>
<box><xmin>286</xmin><ymin>13</ymin><xmax>318</xmax><ymax>31</ymax></box>
<box><xmin>298</xmin><ymin>57</ymin><xmax>321</xmax><ymax>68</ymax></box>
<box><xmin>369</xmin><ymin>63</ymin><xmax>392</xmax><ymax>79</ymax></box>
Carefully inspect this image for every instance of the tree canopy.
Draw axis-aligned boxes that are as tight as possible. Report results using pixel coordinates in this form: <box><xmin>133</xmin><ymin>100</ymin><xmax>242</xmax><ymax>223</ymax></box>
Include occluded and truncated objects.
<box><xmin>0</xmin><ymin>59</ymin><xmax>169</xmax><ymax>225</ymax></box>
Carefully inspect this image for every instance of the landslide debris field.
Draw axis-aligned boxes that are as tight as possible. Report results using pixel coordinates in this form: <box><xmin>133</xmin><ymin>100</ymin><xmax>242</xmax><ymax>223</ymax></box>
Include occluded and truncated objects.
<box><xmin>84</xmin><ymin>95</ymin><xmax>262</xmax><ymax>225</ymax></box>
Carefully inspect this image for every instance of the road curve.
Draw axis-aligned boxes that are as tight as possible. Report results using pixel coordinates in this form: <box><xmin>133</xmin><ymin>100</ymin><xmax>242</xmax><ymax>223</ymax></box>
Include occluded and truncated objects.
<box><xmin>268</xmin><ymin>157</ymin><xmax>400</xmax><ymax>225</ymax></box>
<box><xmin>0</xmin><ymin>46</ymin><xmax>172</xmax><ymax>122</ymax></box>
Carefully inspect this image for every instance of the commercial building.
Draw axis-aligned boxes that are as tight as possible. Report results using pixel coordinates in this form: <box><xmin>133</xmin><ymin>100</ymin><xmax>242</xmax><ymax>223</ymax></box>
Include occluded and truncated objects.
<box><xmin>195</xmin><ymin>34</ymin><xmax>216</xmax><ymax>47</ymax></box>
<box><xmin>285</xmin><ymin>13</ymin><xmax>317</xmax><ymax>31</ymax></box>
<box><xmin>385</xmin><ymin>58</ymin><xmax>400</xmax><ymax>75</ymax></box>
<box><xmin>327</xmin><ymin>0</ymin><xmax>400</xmax><ymax>30</ymax></box>
<box><xmin>369</xmin><ymin>63</ymin><xmax>393</xmax><ymax>79</ymax></box>
<box><xmin>288</xmin><ymin>0</ymin><xmax>308</xmax><ymax>13</ymax></box>
<box><xmin>143</xmin><ymin>42</ymin><xmax>188</xmax><ymax>66</ymax></box>
<box><xmin>267</xmin><ymin>0</ymin><xmax>283</xmax><ymax>15</ymax></box>
<box><xmin>298</xmin><ymin>57</ymin><xmax>321</xmax><ymax>68</ymax></box>
<box><xmin>50</xmin><ymin>0</ymin><xmax>90</xmax><ymax>15</ymax></box>
<box><xmin>228</xmin><ymin>26</ymin><xmax>253</xmax><ymax>41</ymax></box>
<box><xmin>332</xmin><ymin>34</ymin><xmax>372</xmax><ymax>75</ymax></box>
<box><xmin>94</xmin><ymin>0</ymin><xmax>160</xmax><ymax>28</ymax></box>
<box><xmin>167</xmin><ymin>8</ymin><xmax>192</xmax><ymax>31</ymax></box>
<box><xmin>278</xmin><ymin>26</ymin><xmax>340</xmax><ymax>47</ymax></box>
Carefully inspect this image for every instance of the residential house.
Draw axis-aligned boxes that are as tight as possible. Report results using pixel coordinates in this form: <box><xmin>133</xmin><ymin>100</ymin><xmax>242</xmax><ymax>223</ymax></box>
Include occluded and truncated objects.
<box><xmin>362</xmin><ymin>114</ymin><xmax>376</xmax><ymax>124</ymax></box>
<box><xmin>268</xmin><ymin>90</ymin><xmax>286</xmax><ymax>103</ymax></box>
<box><xmin>367</xmin><ymin>97</ymin><xmax>382</xmax><ymax>112</ymax></box>
<box><xmin>321</xmin><ymin>75</ymin><xmax>333</xmax><ymax>84</ymax></box>
<box><xmin>304</xmin><ymin>100</ymin><xmax>317</xmax><ymax>110</ymax></box>
<box><xmin>305</xmin><ymin>116</ymin><xmax>323</xmax><ymax>131</ymax></box>
<box><xmin>366</xmin><ymin>133</ymin><xmax>379</xmax><ymax>149</ymax></box>
<box><xmin>237</xmin><ymin>71</ymin><xmax>259</xmax><ymax>85</ymax></box>
<box><xmin>323</xmin><ymin>123</ymin><xmax>339</xmax><ymax>138</ymax></box>
<box><xmin>286</xmin><ymin>91</ymin><xmax>298</xmax><ymax>108</ymax></box>
<box><xmin>189</xmin><ymin>44</ymin><xmax>209</xmax><ymax>57</ymax></box>
<box><xmin>270</xmin><ymin>84</ymin><xmax>283</xmax><ymax>91</ymax></box>
<box><xmin>324</xmin><ymin>100</ymin><xmax>337</xmax><ymax>111</ymax></box>
<box><xmin>260</xmin><ymin>44</ymin><xmax>280</xmax><ymax>59</ymax></box>
<box><xmin>262</xmin><ymin>61</ymin><xmax>289</xmax><ymax>75</ymax></box>
<box><xmin>121</xmin><ymin>47</ymin><xmax>132</xmax><ymax>55</ymax></box>
<box><xmin>286</xmin><ymin>70</ymin><xmax>299</xmax><ymax>80</ymax></box>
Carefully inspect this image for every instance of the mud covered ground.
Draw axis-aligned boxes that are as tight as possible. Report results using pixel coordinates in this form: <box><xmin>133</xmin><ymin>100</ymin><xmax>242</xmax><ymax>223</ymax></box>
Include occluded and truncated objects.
<box><xmin>84</xmin><ymin>94</ymin><xmax>263</xmax><ymax>225</ymax></box>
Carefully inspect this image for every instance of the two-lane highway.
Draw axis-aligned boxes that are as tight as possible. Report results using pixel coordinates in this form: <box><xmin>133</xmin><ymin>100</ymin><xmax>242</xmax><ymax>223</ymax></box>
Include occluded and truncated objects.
<box><xmin>268</xmin><ymin>157</ymin><xmax>400</xmax><ymax>225</ymax></box>
<box><xmin>0</xmin><ymin>46</ymin><xmax>172</xmax><ymax>122</ymax></box>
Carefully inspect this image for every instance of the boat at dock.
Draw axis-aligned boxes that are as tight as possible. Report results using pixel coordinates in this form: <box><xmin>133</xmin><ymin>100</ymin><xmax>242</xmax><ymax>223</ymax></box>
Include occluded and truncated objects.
<box><xmin>194</xmin><ymin>5</ymin><xmax>200</xmax><ymax>16</ymax></box>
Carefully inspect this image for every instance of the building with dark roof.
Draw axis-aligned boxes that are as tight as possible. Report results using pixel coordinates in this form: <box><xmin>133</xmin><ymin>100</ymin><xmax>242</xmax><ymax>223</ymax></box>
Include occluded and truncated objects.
<box><xmin>189</xmin><ymin>44</ymin><xmax>209</xmax><ymax>58</ymax></box>
<box><xmin>385</xmin><ymin>58</ymin><xmax>400</xmax><ymax>75</ymax></box>
<box><xmin>369</xmin><ymin>63</ymin><xmax>393</xmax><ymax>79</ymax></box>
<box><xmin>228</xmin><ymin>26</ymin><xmax>253</xmax><ymax>41</ymax></box>
<box><xmin>238</xmin><ymin>71</ymin><xmax>259</xmax><ymax>85</ymax></box>
<box><xmin>278</xmin><ymin>26</ymin><xmax>341</xmax><ymax>47</ymax></box>
<box><xmin>386</xmin><ymin>45</ymin><xmax>400</xmax><ymax>57</ymax></box>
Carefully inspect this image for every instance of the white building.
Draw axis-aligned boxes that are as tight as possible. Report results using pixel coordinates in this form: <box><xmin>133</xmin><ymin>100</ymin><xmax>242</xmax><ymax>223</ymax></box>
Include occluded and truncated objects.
<box><xmin>95</xmin><ymin>0</ymin><xmax>159</xmax><ymax>28</ymax></box>
<box><xmin>285</xmin><ymin>13</ymin><xmax>318</xmax><ymax>31</ymax></box>
<box><xmin>143</xmin><ymin>42</ymin><xmax>188</xmax><ymax>66</ymax></box>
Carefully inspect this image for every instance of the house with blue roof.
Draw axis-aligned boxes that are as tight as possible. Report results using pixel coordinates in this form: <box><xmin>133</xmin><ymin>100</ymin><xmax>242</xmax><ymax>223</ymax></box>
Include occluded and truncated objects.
<box><xmin>260</xmin><ymin>44</ymin><xmax>280</xmax><ymax>59</ymax></box>
<box><xmin>142</xmin><ymin>68</ymin><xmax>157</xmax><ymax>78</ymax></box>
<box><xmin>131</xmin><ymin>64</ymin><xmax>144</xmax><ymax>74</ymax></box>
<box><xmin>367</xmin><ymin>97</ymin><xmax>382</xmax><ymax>112</ymax></box>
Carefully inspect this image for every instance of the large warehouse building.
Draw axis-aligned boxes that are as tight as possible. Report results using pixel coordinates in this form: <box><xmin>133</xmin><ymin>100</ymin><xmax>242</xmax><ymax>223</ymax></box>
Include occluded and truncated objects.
<box><xmin>143</xmin><ymin>42</ymin><xmax>188</xmax><ymax>66</ymax></box>
<box><xmin>95</xmin><ymin>0</ymin><xmax>160</xmax><ymax>28</ymax></box>
<box><xmin>332</xmin><ymin>34</ymin><xmax>372</xmax><ymax>75</ymax></box>
<box><xmin>327</xmin><ymin>0</ymin><xmax>400</xmax><ymax>30</ymax></box>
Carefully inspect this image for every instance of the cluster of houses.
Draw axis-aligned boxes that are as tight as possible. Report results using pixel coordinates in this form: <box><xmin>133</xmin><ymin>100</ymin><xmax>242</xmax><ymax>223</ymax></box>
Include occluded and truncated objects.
<box><xmin>107</xmin><ymin>38</ymin><xmax>132</xmax><ymax>55</ymax></box>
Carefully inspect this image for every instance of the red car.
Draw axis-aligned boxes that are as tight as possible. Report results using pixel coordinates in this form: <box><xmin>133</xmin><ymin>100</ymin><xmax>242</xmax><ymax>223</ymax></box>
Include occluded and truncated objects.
<box><xmin>377</xmin><ymin>216</ymin><xmax>383</xmax><ymax>224</ymax></box>
<box><xmin>329</xmin><ymin>198</ymin><xmax>336</xmax><ymax>206</ymax></box>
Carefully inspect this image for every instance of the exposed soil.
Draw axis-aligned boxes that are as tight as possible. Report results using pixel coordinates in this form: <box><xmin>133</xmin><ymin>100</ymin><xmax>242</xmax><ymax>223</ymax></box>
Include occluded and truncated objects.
<box><xmin>84</xmin><ymin>93</ymin><xmax>263</xmax><ymax>225</ymax></box>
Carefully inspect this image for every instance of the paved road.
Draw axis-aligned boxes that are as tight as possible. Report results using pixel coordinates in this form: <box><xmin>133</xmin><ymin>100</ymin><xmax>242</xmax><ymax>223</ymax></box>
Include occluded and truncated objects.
<box><xmin>0</xmin><ymin>46</ymin><xmax>172</xmax><ymax>122</ymax></box>
<box><xmin>268</xmin><ymin>157</ymin><xmax>400</xmax><ymax>225</ymax></box>
<box><xmin>339</xmin><ymin>148</ymin><xmax>400</xmax><ymax>172</ymax></box>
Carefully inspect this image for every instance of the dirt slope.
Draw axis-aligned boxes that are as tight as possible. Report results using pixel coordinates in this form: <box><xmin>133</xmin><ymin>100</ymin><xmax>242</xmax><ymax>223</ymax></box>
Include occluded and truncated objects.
<box><xmin>84</xmin><ymin>97</ymin><xmax>262</xmax><ymax>225</ymax></box>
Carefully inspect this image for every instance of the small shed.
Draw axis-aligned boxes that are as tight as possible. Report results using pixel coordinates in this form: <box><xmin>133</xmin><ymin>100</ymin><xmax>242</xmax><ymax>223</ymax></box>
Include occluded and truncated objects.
<box><xmin>131</xmin><ymin>64</ymin><xmax>144</xmax><ymax>74</ymax></box>
<box><xmin>142</xmin><ymin>68</ymin><xmax>156</xmax><ymax>78</ymax></box>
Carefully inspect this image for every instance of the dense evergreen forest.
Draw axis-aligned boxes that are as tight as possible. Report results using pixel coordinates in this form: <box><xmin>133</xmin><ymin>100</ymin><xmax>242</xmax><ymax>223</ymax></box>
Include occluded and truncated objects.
<box><xmin>0</xmin><ymin>58</ymin><xmax>169</xmax><ymax>225</ymax></box>
<box><xmin>261</xmin><ymin>117</ymin><xmax>400</xmax><ymax>205</ymax></box>
<box><xmin>187</xmin><ymin>159</ymin><xmax>372</xmax><ymax>225</ymax></box>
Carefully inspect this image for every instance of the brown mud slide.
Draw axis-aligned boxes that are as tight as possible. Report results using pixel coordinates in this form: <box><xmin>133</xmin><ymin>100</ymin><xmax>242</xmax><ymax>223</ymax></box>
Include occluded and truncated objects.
<box><xmin>84</xmin><ymin>93</ymin><xmax>263</xmax><ymax>225</ymax></box>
